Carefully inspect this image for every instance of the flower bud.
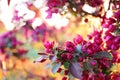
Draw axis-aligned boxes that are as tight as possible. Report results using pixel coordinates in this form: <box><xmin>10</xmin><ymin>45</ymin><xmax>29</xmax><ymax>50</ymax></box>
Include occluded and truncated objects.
<box><xmin>74</xmin><ymin>35</ymin><xmax>83</xmax><ymax>45</ymax></box>
<box><xmin>67</xmin><ymin>53</ymin><xmax>73</xmax><ymax>60</ymax></box>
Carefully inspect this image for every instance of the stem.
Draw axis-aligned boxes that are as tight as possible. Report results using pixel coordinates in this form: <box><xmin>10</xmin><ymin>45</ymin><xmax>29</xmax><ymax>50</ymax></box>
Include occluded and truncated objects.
<box><xmin>108</xmin><ymin>0</ymin><xmax>112</xmax><ymax>10</ymax></box>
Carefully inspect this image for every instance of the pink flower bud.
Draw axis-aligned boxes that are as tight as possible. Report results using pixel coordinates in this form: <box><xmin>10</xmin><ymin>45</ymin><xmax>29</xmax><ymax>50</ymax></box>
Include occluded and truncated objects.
<box><xmin>90</xmin><ymin>60</ymin><xmax>97</xmax><ymax>66</ymax></box>
<box><xmin>74</xmin><ymin>35</ymin><xmax>83</xmax><ymax>45</ymax></box>
<box><xmin>102</xmin><ymin>23</ymin><xmax>110</xmax><ymax>28</ymax></box>
<box><xmin>111</xmin><ymin>44</ymin><xmax>119</xmax><ymax>50</ymax></box>
<box><xmin>61</xmin><ymin>53</ymin><xmax>67</xmax><ymax>59</ymax></box>
<box><xmin>57</xmin><ymin>68</ymin><xmax>62</xmax><ymax>73</ymax></box>
<box><xmin>108</xmin><ymin>25</ymin><xmax>116</xmax><ymax>32</ymax></box>
<box><xmin>78</xmin><ymin>57</ymin><xmax>83</xmax><ymax>62</ymax></box>
<box><xmin>62</xmin><ymin>76</ymin><xmax>67</xmax><ymax>80</ymax></box>
<box><xmin>65</xmin><ymin>41</ymin><xmax>75</xmax><ymax>52</ymax></box>
<box><xmin>44</xmin><ymin>41</ymin><xmax>54</xmax><ymax>49</ymax></box>
<box><xmin>84</xmin><ymin>18</ymin><xmax>88</xmax><ymax>23</ymax></box>
<box><xmin>87</xmin><ymin>49</ymin><xmax>93</xmax><ymax>54</ymax></box>
<box><xmin>114</xmin><ymin>36</ymin><xmax>120</xmax><ymax>43</ymax></box>
<box><xmin>45</xmin><ymin>49</ymin><xmax>53</xmax><ymax>53</ymax></box>
<box><xmin>64</xmin><ymin>70</ymin><xmax>69</xmax><ymax>75</ymax></box>
<box><xmin>67</xmin><ymin>53</ymin><xmax>73</xmax><ymax>60</ymax></box>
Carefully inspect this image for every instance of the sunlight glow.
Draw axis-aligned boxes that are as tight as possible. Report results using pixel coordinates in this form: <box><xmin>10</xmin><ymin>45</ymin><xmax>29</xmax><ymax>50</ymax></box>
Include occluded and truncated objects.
<box><xmin>82</xmin><ymin>4</ymin><xmax>96</xmax><ymax>13</ymax></box>
<box><xmin>41</xmin><ymin>8</ymin><xmax>69</xmax><ymax>29</ymax></box>
<box><xmin>32</xmin><ymin>18</ymin><xmax>42</xmax><ymax>29</ymax></box>
<box><xmin>106</xmin><ymin>10</ymin><xmax>113</xmax><ymax>18</ymax></box>
<box><xmin>33</xmin><ymin>0</ymin><xmax>45</xmax><ymax>8</ymax></box>
<box><xmin>0</xmin><ymin>0</ymin><xmax>14</xmax><ymax>30</ymax></box>
<box><xmin>0</xmin><ymin>0</ymin><xmax>68</xmax><ymax>30</ymax></box>
<box><xmin>15</xmin><ymin>3</ymin><xmax>35</xmax><ymax>20</ymax></box>
<box><xmin>46</xmin><ymin>13</ymin><xmax>69</xmax><ymax>29</ymax></box>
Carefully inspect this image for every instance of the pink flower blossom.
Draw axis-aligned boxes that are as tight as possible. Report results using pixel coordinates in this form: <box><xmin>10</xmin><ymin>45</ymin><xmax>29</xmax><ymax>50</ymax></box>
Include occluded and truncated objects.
<box><xmin>74</xmin><ymin>35</ymin><xmax>83</xmax><ymax>45</ymax></box>
<box><xmin>44</xmin><ymin>41</ymin><xmax>54</xmax><ymax>49</ymax></box>
<box><xmin>65</xmin><ymin>41</ymin><xmax>76</xmax><ymax>52</ymax></box>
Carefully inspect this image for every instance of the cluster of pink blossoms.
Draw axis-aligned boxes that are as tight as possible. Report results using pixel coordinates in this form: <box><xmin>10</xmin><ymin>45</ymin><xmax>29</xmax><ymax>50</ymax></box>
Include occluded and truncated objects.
<box><xmin>102</xmin><ymin>10</ymin><xmax>120</xmax><ymax>63</ymax></box>
<box><xmin>0</xmin><ymin>30</ymin><xmax>28</xmax><ymax>59</ymax></box>
<box><xmin>36</xmin><ymin>29</ymin><xmax>120</xmax><ymax>80</ymax></box>
<box><xmin>35</xmin><ymin>0</ymin><xmax>120</xmax><ymax>80</ymax></box>
<box><xmin>36</xmin><ymin>8</ymin><xmax>120</xmax><ymax>79</ymax></box>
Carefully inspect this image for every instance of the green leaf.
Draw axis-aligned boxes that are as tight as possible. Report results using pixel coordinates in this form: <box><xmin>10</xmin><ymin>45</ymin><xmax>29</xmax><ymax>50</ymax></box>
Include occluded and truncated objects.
<box><xmin>52</xmin><ymin>62</ymin><xmax>61</xmax><ymax>74</ymax></box>
<box><xmin>68</xmin><ymin>73</ymin><xmax>75</xmax><ymax>80</ymax></box>
<box><xmin>94</xmin><ymin>51</ymin><xmax>112</xmax><ymax>60</ymax></box>
<box><xmin>83</xmin><ymin>61</ymin><xmax>93</xmax><ymax>72</ymax></box>
<box><xmin>63</xmin><ymin>62</ymin><xmax>70</xmax><ymax>69</ymax></box>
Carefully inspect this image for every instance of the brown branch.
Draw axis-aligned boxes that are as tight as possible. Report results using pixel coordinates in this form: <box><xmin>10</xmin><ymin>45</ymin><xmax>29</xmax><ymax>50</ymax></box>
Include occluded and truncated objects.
<box><xmin>108</xmin><ymin>0</ymin><xmax>112</xmax><ymax>10</ymax></box>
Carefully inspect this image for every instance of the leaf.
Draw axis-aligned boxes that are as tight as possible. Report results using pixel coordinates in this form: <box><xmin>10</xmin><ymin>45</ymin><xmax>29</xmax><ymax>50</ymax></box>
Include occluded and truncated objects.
<box><xmin>45</xmin><ymin>63</ymin><xmax>52</xmax><ymax>69</ymax></box>
<box><xmin>63</xmin><ymin>62</ymin><xmax>70</xmax><ymax>69</ymax></box>
<box><xmin>68</xmin><ymin>73</ymin><xmax>74</xmax><ymax>80</ymax></box>
<box><xmin>38</xmin><ymin>52</ymin><xmax>47</xmax><ymax>55</ymax></box>
<box><xmin>33</xmin><ymin>55</ymin><xmax>47</xmax><ymax>63</ymax></box>
<box><xmin>69</xmin><ymin>62</ymin><xmax>83</xmax><ymax>79</ymax></box>
<box><xmin>49</xmin><ymin>55</ymin><xmax>57</xmax><ymax>62</ymax></box>
<box><xmin>94</xmin><ymin>51</ymin><xmax>112</xmax><ymax>60</ymax></box>
<box><xmin>54</xmin><ymin>50</ymin><xmax>58</xmax><ymax>54</ymax></box>
<box><xmin>52</xmin><ymin>62</ymin><xmax>61</xmax><ymax>74</ymax></box>
<box><xmin>83</xmin><ymin>61</ymin><xmax>93</xmax><ymax>72</ymax></box>
<box><xmin>75</xmin><ymin>45</ymin><xmax>82</xmax><ymax>53</ymax></box>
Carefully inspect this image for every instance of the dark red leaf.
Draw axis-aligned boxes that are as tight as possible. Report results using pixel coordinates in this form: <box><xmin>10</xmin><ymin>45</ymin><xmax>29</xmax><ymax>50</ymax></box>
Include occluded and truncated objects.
<box><xmin>38</xmin><ymin>52</ymin><xmax>47</xmax><ymax>55</ymax></box>
<box><xmin>33</xmin><ymin>55</ymin><xmax>47</xmax><ymax>63</ymax></box>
